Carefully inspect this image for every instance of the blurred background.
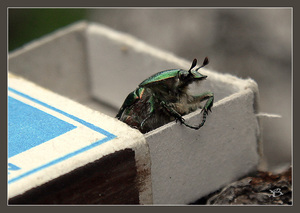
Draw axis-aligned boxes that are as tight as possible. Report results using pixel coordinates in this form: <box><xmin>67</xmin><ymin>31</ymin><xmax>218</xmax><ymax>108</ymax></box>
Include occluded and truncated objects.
<box><xmin>8</xmin><ymin>8</ymin><xmax>292</xmax><ymax>171</ymax></box>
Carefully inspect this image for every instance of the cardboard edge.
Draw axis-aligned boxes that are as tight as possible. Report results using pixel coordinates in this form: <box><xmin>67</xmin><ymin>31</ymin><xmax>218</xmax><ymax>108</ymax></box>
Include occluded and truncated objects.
<box><xmin>9</xmin><ymin>21</ymin><xmax>89</xmax><ymax>59</ymax></box>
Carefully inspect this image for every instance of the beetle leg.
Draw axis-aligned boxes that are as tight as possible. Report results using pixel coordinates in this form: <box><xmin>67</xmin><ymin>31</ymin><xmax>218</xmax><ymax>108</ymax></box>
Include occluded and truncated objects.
<box><xmin>140</xmin><ymin>113</ymin><xmax>152</xmax><ymax>129</ymax></box>
<box><xmin>160</xmin><ymin>101</ymin><xmax>206</xmax><ymax>130</ymax></box>
<box><xmin>160</xmin><ymin>101</ymin><xmax>185</xmax><ymax>123</ymax></box>
<box><xmin>180</xmin><ymin>91</ymin><xmax>213</xmax><ymax>129</ymax></box>
<box><xmin>189</xmin><ymin>91</ymin><xmax>214</xmax><ymax>113</ymax></box>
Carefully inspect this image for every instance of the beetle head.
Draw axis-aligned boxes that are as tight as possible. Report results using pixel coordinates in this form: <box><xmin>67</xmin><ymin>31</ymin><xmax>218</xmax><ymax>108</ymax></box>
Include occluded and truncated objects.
<box><xmin>177</xmin><ymin>57</ymin><xmax>209</xmax><ymax>88</ymax></box>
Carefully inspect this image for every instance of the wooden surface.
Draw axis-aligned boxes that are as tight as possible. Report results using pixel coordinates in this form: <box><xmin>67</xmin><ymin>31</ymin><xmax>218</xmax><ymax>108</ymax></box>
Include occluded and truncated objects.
<box><xmin>9</xmin><ymin>148</ymin><xmax>140</xmax><ymax>204</ymax></box>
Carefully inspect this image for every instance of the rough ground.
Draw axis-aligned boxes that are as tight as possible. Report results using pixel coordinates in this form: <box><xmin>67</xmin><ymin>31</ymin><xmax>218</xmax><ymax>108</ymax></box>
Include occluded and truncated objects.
<box><xmin>191</xmin><ymin>167</ymin><xmax>292</xmax><ymax>205</ymax></box>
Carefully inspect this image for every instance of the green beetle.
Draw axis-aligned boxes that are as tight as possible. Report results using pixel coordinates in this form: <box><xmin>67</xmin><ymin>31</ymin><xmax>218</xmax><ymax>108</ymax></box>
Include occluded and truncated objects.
<box><xmin>116</xmin><ymin>57</ymin><xmax>214</xmax><ymax>133</ymax></box>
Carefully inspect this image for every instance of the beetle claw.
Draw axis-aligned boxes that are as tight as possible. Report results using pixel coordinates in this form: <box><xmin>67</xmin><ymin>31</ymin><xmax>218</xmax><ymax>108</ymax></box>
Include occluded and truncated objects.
<box><xmin>176</xmin><ymin>117</ymin><xmax>185</xmax><ymax>124</ymax></box>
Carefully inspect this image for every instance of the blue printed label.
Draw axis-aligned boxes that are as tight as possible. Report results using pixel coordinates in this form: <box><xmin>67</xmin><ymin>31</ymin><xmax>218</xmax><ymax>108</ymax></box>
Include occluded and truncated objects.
<box><xmin>8</xmin><ymin>96</ymin><xmax>77</xmax><ymax>158</ymax></box>
<box><xmin>8</xmin><ymin>87</ymin><xmax>116</xmax><ymax>184</ymax></box>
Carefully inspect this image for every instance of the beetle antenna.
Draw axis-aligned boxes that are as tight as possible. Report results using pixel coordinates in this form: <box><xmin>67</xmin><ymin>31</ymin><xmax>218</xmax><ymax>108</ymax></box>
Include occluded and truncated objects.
<box><xmin>196</xmin><ymin>57</ymin><xmax>209</xmax><ymax>71</ymax></box>
<box><xmin>188</xmin><ymin>58</ymin><xmax>198</xmax><ymax>73</ymax></box>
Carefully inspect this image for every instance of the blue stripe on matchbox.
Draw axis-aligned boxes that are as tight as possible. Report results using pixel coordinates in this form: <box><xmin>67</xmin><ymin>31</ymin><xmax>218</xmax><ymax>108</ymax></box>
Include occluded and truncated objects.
<box><xmin>8</xmin><ymin>87</ymin><xmax>117</xmax><ymax>184</ymax></box>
